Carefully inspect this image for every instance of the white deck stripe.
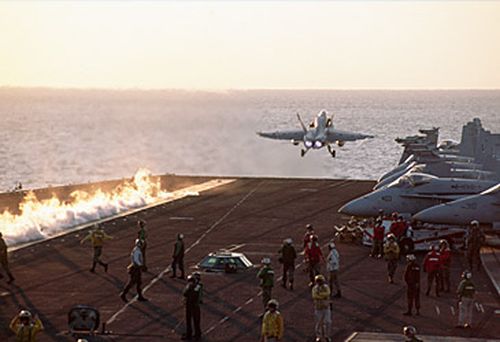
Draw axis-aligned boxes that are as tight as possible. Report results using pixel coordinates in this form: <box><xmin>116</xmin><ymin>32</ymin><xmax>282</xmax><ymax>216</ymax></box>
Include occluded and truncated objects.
<box><xmin>106</xmin><ymin>180</ymin><xmax>261</xmax><ymax>326</ymax></box>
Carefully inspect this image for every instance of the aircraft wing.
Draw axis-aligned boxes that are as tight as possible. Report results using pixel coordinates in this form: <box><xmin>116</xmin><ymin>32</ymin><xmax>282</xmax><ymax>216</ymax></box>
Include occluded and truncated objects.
<box><xmin>400</xmin><ymin>193</ymin><xmax>464</xmax><ymax>201</ymax></box>
<box><xmin>257</xmin><ymin>130</ymin><xmax>304</xmax><ymax>141</ymax></box>
<box><xmin>325</xmin><ymin>128</ymin><xmax>374</xmax><ymax>143</ymax></box>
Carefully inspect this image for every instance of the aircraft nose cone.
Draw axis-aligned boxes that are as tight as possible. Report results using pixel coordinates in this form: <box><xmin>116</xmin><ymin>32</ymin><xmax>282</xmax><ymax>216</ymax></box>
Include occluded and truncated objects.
<box><xmin>339</xmin><ymin>197</ymin><xmax>376</xmax><ymax>217</ymax></box>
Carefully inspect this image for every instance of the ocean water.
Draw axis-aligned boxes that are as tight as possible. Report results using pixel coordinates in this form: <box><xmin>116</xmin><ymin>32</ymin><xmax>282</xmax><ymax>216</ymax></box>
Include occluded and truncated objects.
<box><xmin>0</xmin><ymin>88</ymin><xmax>499</xmax><ymax>191</ymax></box>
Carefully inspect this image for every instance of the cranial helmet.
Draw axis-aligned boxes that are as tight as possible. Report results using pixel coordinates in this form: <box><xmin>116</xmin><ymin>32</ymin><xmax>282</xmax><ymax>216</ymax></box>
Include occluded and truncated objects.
<box><xmin>135</xmin><ymin>238</ymin><xmax>142</xmax><ymax>247</ymax></box>
<box><xmin>138</xmin><ymin>220</ymin><xmax>146</xmax><ymax>228</ymax></box>
<box><xmin>314</xmin><ymin>274</ymin><xmax>325</xmax><ymax>283</ymax></box>
<box><xmin>462</xmin><ymin>270</ymin><xmax>472</xmax><ymax>279</ymax></box>
<box><xmin>470</xmin><ymin>220</ymin><xmax>479</xmax><ymax>227</ymax></box>
<box><xmin>261</xmin><ymin>257</ymin><xmax>271</xmax><ymax>265</ymax></box>
<box><xmin>267</xmin><ymin>299</ymin><xmax>279</xmax><ymax>308</ymax></box>
<box><xmin>387</xmin><ymin>233</ymin><xmax>396</xmax><ymax>240</ymax></box>
<box><xmin>328</xmin><ymin>242</ymin><xmax>336</xmax><ymax>249</ymax></box>
<box><xmin>306</xmin><ymin>224</ymin><xmax>314</xmax><ymax>231</ymax></box>
<box><xmin>406</xmin><ymin>254</ymin><xmax>416</xmax><ymax>262</ymax></box>
<box><xmin>403</xmin><ymin>325</ymin><xmax>417</xmax><ymax>337</ymax></box>
<box><xmin>284</xmin><ymin>238</ymin><xmax>292</xmax><ymax>245</ymax></box>
<box><xmin>178</xmin><ymin>233</ymin><xmax>184</xmax><ymax>240</ymax></box>
<box><xmin>19</xmin><ymin>310</ymin><xmax>32</xmax><ymax>319</ymax></box>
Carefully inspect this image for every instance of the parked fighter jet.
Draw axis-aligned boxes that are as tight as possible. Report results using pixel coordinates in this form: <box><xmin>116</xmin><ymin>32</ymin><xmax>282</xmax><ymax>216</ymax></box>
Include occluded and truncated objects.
<box><xmin>257</xmin><ymin>110</ymin><xmax>374</xmax><ymax>157</ymax></box>
<box><xmin>378</xmin><ymin>150</ymin><xmax>476</xmax><ymax>183</ymax></box>
<box><xmin>339</xmin><ymin>172</ymin><xmax>497</xmax><ymax>217</ymax></box>
<box><xmin>374</xmin><ymin>161</ymin><xmax>495</xmax><ymax>190</ymax></box>
<box><xmin>413</xmin><ymin>183</ymin><xmax>500</xmax><ymax>226</ymax></box>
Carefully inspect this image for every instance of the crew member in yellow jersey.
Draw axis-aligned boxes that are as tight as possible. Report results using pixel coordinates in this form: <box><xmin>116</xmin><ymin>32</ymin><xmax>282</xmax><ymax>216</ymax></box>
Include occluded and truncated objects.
<box><xmin>10</xmin><ymin>310</ymin><xmax>44</xmax><ymax>342</ymax></box>
<box><xmin>260</xmin><ymin>299</ymin><xmax>284</xmax><ymax>342</ymax></box>
<box><xmin>80</xmin><ymin>224</ymin><xmax>112</xmax><ymax>273</ymax></box>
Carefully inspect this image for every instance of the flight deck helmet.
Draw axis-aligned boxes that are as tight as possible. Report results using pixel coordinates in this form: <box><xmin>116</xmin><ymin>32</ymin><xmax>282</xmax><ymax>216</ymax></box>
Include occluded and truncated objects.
<box><xmin>462</xmin><ymin>270</ymin><xmax>472</xmax><ymax>280</ymax></box>
<box><xmin>267</xmin><ymin>299</ymin><xmax>279</xmax><ymax>310</ymax></box>
<box><xmin>314</xmin><ymin>274</ymin><xmax>325</xmax><ymax>283</ymax></box>
<box><xmin>19</xmin><ymin>310</ymin><xmax>32</xmax><ymax>324</ymax></box>
<box><xmin>261</xmin><ymin>257</ymin><xmax>271</xmax><ymax>265</ymax></box>
<box><xmin>403</xmin><ymin>325</ymin><xmax>417</xmax><ymax>338</ymax></box>
<box><xmin>406</xmin><ymin>254</ymin><xmax>416</xmax><ymax>262</ymax></box>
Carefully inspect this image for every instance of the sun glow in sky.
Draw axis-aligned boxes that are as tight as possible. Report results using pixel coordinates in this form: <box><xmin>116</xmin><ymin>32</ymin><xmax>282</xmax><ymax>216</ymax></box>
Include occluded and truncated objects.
<box><xmin>1</xmin><ymin>1</ymin><xmax>500</xmax><ymax>89</ymax></box>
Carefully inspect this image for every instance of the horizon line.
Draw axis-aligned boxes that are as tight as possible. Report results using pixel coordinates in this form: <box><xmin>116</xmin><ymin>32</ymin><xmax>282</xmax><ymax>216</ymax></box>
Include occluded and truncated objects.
<box><xmin>1</xmin><ymin>86</ymin><xmax>500</xmax><ymax>92</ymax></box>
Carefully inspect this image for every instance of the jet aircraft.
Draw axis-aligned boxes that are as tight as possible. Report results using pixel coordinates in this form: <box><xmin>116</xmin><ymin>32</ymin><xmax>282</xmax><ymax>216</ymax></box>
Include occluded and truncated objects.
<box><xmin>413</xmin><ymin>183</ymin><xmax>500</xmax><ymax>226</ymax></box>
<box><xmin>339</xmin><ymin>172</ymin><xmax>497</xmax><ymax>217</ymax></box>
<box><xmin>257</xmin><ymin>110</ymin><xmax>374</xmax><ymax>157</ymax></box>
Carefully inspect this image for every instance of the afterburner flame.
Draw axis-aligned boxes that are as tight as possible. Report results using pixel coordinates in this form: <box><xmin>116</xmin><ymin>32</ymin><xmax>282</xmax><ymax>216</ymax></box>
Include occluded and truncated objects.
<box><xmin>0</xmin><ymin>169</ymin><xmax>172</xmax><ymax>246</ymax></box>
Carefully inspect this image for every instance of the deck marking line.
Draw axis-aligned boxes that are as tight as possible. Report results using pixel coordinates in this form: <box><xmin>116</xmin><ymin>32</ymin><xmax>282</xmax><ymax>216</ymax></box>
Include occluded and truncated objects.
<box><xmin>106</xmin><ymin>181</ymin><xmax>261</xmax><ymax>326</ymax></box>
<box><xmin>435</xmin><ymin>305</ymin><xmax>440</xmax><ymax>315</ymax></box>
<box><xmin>451</xmin><ymin>306</ymin><xmax>455</xmax><ymax>316</ymax></box>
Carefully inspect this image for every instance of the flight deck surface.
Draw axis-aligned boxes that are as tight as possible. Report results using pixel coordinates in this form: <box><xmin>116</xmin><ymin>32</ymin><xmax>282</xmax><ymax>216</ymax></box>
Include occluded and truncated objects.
<box><xmin>0</xmin><ymin>177</ymin><xmax>499</xmax><ymax>341</ymax></box>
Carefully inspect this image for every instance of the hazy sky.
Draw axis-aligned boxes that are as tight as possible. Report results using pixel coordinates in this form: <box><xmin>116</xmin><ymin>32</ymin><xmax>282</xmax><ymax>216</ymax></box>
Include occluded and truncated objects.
<box><xmin>1</xmin><ymin>1</ymin><xmax>499</xmax><ymax>89</ymax></box>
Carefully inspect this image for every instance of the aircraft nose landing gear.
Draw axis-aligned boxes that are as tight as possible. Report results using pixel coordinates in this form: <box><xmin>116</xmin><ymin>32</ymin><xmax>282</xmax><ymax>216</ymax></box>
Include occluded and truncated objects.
<box><xmin>327</xmin><ymin>145</ymin><xmax>336</xmax><ymax>158</ymax></box>
<box><xmin>301</xmin><ymin>149</ymin><xmax>307</xmax><ymax>157</ymax></box>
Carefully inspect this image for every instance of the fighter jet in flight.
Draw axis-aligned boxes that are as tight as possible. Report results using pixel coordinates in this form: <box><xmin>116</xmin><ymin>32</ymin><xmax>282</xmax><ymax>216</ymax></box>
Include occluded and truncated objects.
<box><xmin>339</xmin><ymin>172</ymin><xmax>497</xmax><ymax>217</ymax></box>
<box><xmin>413</xmin><ymin>183</ymin><xmax>500</xmax><ymax>226</ymax></box>
<box><xmin>257</xmin><ymin>110</ymin><xmax>374</xmax><ymax>158</ymax></box>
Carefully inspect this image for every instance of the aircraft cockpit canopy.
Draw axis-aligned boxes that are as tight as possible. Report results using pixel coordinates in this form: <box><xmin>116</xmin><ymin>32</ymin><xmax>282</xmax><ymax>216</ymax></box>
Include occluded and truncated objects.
<box><xmin>389</xmin><ymin>173</ymin><xmax>437</xmax><ymax>189</ymax></box>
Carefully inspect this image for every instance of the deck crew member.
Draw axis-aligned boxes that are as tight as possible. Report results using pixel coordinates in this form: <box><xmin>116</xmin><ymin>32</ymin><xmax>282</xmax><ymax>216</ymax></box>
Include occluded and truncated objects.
<box><xmin>80</xmin><ymin>224</ymin><xmax>112</xmax><ymax>273</ymax></box>
<box><xmin>370</xmin><ymin>219</ymin><xmax>385</xmax><ymax>258</ymax></box>
<box><xmin>303</xmin><ymin>224</ymin><xmax>315</xmax><ymax>248</ymax></box>
<box><xmin>260</xmin><ymin>299</ymin><xmax>284</xmax><ymax>342</ymax></box>
<box><xmin>120</xmin><ymin>239</ymin><xmax>147</xmax><ymax>302</ymax></box>
<box><xmin>311</xmin><ymin>274</ymin><xmax>331</xmax><ymax>342</ymax></box>
<box><xmin>438</xmin><ymin>239</ymin><xmax>451</xmax><ymax>293</ymax></box>
<box><xmin>0</xmin><ymin>232</ymin><xmax>15</xmax><ymax>284</ymax></box>
<box><xmin>278</xmin><ymin>238</ymin><xmax>297</xmax><ymax>290</ymax></box>
<box><xmin>181</xmin><ymin>273</ymin><xmax>203</xmax><ymax>340</ymax></box>
<box><xmin>423</xmin><ymin>245</ymin><xmax>441</xmax><ymax>297</ymax></box>
<box><xmin>257</xmin><ymin>257</ymin><xmax>274</xmax><ymax>311</ymax></box>
<box><xmin>384</xmin><ymin>233</ymin><xmax>400</xmax><ymax>284</ymax></box>
<box><xmin>305</xmin><ymin>235</ymin><xmax>324</xmax><ymax>286</ymax></box>
<box><xmin>171</xmin><ymin>233</ymin><xmax>185</xmax><ymax>279</ymax></box>
<box><xmin>326</xmin><ymin>242</ymin><xmax>341</xmax><ymax>298</ymax></box>
<box><xmin>456</xmin><ymin>270</ymin><xmax>475</xmax><ymax>329</ymax></box>
<box><xmin>137</xmin><ymin>220</ymin><xmax>148</xmax><ymax>271</ymax></box>
<box><xmin>403</xmin><ymin>254</ymin><xmax>420</xmax><ymax>316</ymax></box>
<box><xmin>466</xmin><ymin>220</ymin><xmax>484</xmax><ymax>271</ymax></box>
<box><xmin>10</xmin><ymin>310</ymin><xmax>44</xmax><ymax>342</ymax></box>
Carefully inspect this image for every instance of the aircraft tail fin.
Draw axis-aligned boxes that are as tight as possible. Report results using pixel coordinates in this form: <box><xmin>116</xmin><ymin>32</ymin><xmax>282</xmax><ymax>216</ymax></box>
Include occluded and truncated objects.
<box><xmin>296</xmin><ymin>113</ymin><xmax>307</xmax><ymax>133</ymax></box>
